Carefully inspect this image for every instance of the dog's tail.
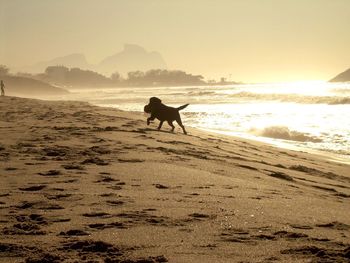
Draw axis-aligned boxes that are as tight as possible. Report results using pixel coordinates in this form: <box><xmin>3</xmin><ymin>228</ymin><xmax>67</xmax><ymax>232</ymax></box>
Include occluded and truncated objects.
<box><xmin>177</xmin><ymin>104</ymin><xmax>189</xmax><ymax>111</ymax></box>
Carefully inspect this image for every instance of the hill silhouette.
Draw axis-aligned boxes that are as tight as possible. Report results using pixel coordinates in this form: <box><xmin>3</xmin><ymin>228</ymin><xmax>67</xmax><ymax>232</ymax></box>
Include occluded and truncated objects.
<box><xmin>97</xmin><ymin>44</ymin><xmax>167</xmax><ymax>75</ymax></box>
<box><xmin>14</xmin><ymin>44</ymin><xmax>167</xmax><ymax>77</ymax></box>
<box><xmin>330</xmin><ymin>68</ymin><xmax>350</xmax><ymax>82</ymax></box>
<box><xmin>18</xmin><ymin>53</ymin><xmax>91</xmax><ymax>74</ymax></box>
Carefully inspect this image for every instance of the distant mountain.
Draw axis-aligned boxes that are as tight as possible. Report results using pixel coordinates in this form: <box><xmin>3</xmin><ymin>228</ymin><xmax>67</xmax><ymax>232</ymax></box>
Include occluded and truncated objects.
<box><xmin>1</xmin><ymin>75</ymin><xmax>69</xmax><ymax>96</ymax></box>
<box><xmin>14</xmin><ymin>45</ymin><xmax>167</xmax><ymax>77</ymax></box>
<box><xmin>97</xmin><ymin>44</ymin><xmax>167</xmax><ymax>76</ymax></box>
<box><xmin>17</xmin><ymin>53</ymin><xmax>92</xmax><ymax>74</ymax></box>
<box><xmin>329</xmin><ymin>68</ymin><xmax>350</xmax><ymax>82</ymax></box>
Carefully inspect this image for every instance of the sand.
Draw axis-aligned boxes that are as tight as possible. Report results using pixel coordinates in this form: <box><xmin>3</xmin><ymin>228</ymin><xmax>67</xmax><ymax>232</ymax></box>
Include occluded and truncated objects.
<box><xmin>0</xmin><ymin>96</ymin><xmax>349</xmax><ymax>263</ymax></box>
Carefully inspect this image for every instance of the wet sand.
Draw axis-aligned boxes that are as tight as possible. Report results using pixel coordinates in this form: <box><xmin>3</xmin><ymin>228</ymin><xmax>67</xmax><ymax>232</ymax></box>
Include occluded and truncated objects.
<box><xmin>0</xmin><ymin>96</ymin><xmax>349</xmax><ymax>262</ymax></box>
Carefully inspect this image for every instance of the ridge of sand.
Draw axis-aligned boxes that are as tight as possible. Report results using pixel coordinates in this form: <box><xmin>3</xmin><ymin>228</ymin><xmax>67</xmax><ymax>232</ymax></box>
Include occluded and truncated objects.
<box><xmin>0</xmin><ymin>96</ymin><xmax>349</xmax><ymax>262</ymax></box>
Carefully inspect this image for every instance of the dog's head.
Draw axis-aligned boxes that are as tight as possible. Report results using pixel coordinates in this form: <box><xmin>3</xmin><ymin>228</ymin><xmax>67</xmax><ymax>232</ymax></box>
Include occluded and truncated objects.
<box><xmin>144</xmin><ymin>97</ymin><xmax>162</xmax><ymax>113</ymax></box>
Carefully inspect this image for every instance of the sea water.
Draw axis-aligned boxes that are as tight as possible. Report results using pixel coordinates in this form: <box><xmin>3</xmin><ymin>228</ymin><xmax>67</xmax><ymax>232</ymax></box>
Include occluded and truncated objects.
<box><xmin>57</xmin><ymin>81</ymin><xmax>350</xmax><ymax>163</ymax></box>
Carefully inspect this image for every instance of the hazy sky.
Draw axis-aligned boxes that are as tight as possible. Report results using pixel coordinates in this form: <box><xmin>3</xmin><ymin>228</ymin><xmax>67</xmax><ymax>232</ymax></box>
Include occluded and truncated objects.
<box><xmin>1</xmin><ymin>0</ymin><xmax>349</xmax><ymax>82</ymax></box>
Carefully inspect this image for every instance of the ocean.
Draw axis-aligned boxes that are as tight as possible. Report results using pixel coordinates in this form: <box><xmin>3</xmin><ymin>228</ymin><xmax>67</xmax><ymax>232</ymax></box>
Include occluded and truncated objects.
<box><xmin>56</xmin><ymin>81</ymin><xmax>350</xmax><ymax>163</ymax></box>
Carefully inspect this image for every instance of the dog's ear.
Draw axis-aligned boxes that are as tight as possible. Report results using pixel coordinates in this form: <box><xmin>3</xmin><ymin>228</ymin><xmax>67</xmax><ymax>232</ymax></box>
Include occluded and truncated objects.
<box><xmin>149</xmin><ymin>97</ymin><xmax>162</xmax><ymax>104</ymax></box>
<box><xmin>144</xmin><ymin>104</ymin><xmax>151</xmax><ymax>113</ymax></box>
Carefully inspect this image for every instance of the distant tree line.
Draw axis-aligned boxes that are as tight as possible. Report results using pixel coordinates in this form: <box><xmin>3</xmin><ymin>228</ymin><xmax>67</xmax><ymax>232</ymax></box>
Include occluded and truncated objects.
<box><xmin>38</xmin><ymin>66</ymin><xmax>113</xmax><ymax>87</ymax></box>
<box><xmin>125</xmin><ymin>69</ymin><xmax>205</xmax><ymax>86</ymax></box>
<box><xmin>0</xmin><ymin>65</ymin><xmax>10</xmax><ymax>76</ymax></box>
<box><xmin>1</xmin><ymin>64</ymin><xmax>238</xmax><ymax>87</ymax></box>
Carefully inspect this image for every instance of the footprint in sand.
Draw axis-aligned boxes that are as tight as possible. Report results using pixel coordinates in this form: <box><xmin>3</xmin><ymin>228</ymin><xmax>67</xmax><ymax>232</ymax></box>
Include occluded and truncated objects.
<box><xmin>19</xmin><ymin>185</ymin><xmax>46</xmax><ymax>191</ymax></box>
<box><xmin>95</xmin><ymin>176</ymin><xmax>117</xmax><ymax>183</ymax></box>
<box><xmin>154</xmin><ymin>184</ymin><xmax>169</xmax><ymax>189</ymax></box>
<box><xmin>106</xmin><ymin>200</ymin><xmax>124</xmax><ymax>206</ymax></box>
<box><xmin>59</xmin><ymin>229</ymin><xmax>89</xmax><ymax>236</ymax></box>
<box><xmin>38</xmin><ymin>170</ymin><xmax>61</xmax><ymax>176</ymax></box>
<box><xmin>82</xmin><ymin>212</ymin><xmax>112</xmax><ymax>218</ymax></box>
<box><xmin>3</xmin><ymin>222</ymin><xmax>46</xmax><ymax>235</ymax></box>
<box><xmin>281</xmin><ymin>245</ymin><xmax>350</xmax><ymax>262</ymax></box>
<box><xmin>15</xmin><ymin>201</ymin><xmax>64</xmax><ymax>210</ymax></box>
<box><xmin>62</xmin><ymin>163</ymin><xmax>84</xmax><ymax>170</ymax></box>
<box><xmin>316</xmin><ymin>221</ymin><xmax>350</xmax><ymax>230</ymax></box>
<box><xmin>81</xmin><ymin>157</ymin><xmax>109</xmax><ymax>165</ymax></box>
<box><xmin>88</xmin><ymin>222</ymin><xmax>125</xmax><ymax>230</ymax></box>
<box><xmin>268</xmin><ymin>171</ymin><xmax>294</xmax><ymax>181</ymax></box>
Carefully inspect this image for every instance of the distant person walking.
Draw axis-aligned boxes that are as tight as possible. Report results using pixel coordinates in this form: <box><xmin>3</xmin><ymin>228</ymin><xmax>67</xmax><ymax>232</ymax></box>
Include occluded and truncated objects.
<box><xmin>0</xmin><ymin>80</ymin><xmax>5</xmax><ymax>96</ymax></box>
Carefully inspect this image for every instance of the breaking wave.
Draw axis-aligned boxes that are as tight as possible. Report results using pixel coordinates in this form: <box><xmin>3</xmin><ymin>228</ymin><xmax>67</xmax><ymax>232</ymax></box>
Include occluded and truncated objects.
<box><xmin>229</xmin><ymin>92</ymin><xmax>350</xmax><ymax>105</ymax></box>
<box><xmin>249</xmin><ymin>126</ymin><xmax>322</xmax><ymax>143</ymax></box>
<box><xmin>187</xmin><ymin>91</ymin><xmax>217</xmax><ymax>96</ymax></box>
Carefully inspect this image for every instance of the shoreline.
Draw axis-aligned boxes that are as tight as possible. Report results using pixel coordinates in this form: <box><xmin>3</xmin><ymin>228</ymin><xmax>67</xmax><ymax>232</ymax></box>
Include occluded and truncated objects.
<box><xmin>199</xmin><ymin>128</ymin><xmax>350</xmax><ymax>165</ymax></box>
<box><xmin>0</xmin><ymin>96</ymin><xmax>349</xmax><ymax>262</ymax></box>
<box><xmin>92</xmin><ymin>102</ymin><xmax>350</xmax><ymax>165</ymax></box>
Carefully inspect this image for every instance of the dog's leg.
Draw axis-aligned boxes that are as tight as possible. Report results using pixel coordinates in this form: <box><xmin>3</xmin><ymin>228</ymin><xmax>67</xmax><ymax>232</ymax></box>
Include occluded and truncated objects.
<box><xmin>157</xmin><ymin>121</ymin><xmax>164</xmax><ymax>130</ymax></box>
<box><xmin>176</xmin><ymin>118</ymin><xmax>187</xmax><ymax>135</ymax></box>
<box><xmin>167</xmin><ymin>121</ymin><xmax>175</xmax><ymax>132</ymax></box>
<box><xmin>147</xmin><ymin>116</ymin><xmax>155</xmax><ymax>125</ymax></box>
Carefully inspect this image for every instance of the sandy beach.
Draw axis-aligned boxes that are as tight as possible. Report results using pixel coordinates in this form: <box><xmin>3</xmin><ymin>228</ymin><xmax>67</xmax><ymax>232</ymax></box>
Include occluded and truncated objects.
<box><xmin>0</xmin><ymin>96</ymin><xmax>349</xmax><ymax>263</ymax></box>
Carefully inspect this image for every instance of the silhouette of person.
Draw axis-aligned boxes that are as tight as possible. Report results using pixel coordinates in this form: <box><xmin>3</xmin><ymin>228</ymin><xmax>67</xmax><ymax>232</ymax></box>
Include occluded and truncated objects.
<box><xmin>0</xmin><ymin>80</ymin><xmax>5</xmax><ymax>96</ymax></box>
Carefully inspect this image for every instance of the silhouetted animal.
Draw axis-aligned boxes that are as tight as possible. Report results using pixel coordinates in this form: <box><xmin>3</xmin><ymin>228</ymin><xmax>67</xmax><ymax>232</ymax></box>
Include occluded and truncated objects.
<box><xmin>144</xmin><ymin>97</ymin><xmax>189</xmax><ymax>134</ymax></box>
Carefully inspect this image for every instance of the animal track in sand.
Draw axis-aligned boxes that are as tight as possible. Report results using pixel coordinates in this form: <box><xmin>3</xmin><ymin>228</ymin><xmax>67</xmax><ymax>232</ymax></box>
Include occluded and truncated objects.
<box><xmin>236</xmin><ymin>164</ymin><xmax>259</xmax><ymax>171</ymax></box>
<box><xmin>106</xmin><ymin>200</ymin><xmax>125</xmax><ymax>206</ymax></box>
<box><xmin>316</xmin><ymin>221</ymin><xmax>350</xmax><ymax>230</ymax></box>
<box><xmin>106</xmin><ymin>185</ymin><xmax>124</xmax><ymax>190</ymax></box>
<box><xmin>80</xmin><ymin>145</ymin><xmax>111</xmax><ymax>155</ymax></box>
<box><xmin>188</xmin><ymin>213</ymin><xmax>212</xmax><ymax>220</ymax></box>
<box><xmin>2</xmin><ymin>223</ymin><xmax>46</xmax><ymax>235</ymax></box>
<box><xmin>289</xmin><ymin>224</ymin><xmax>314</xmax><ymax>230</ymax></box>
<box><xmin>114</xmin><ymin>211</ymin><xmax>174</xmax><ymax>227</ymax></box>
<box><xmin>59</xmin><ymin>239</ymin><xmax>168</xmax><ymax>262</ymax></box>
<box><xmin>95</xmin><ymin>175</ymin><xmax>121</xmax><ymax>183</ymax></box>
<box><xmin>62</xmin><ymin>163</ymin><xmax>84</xmax><ymax>170</ymax></box>
<box><xmin>220</xmin><ymin>229</ymin><xmax>309</xmax><ymax>244</ymax></box>
<box><xmin>19</xmin><ymin>185</ymin><xmax>46</xmax><ymax>191</ymax></box>
<box><xmin>117</xmin><ymin>158</ymin><xmax>144</xmax><ymax>163</ymax></box>
<box><xmin>281</xmin><ymin>245</ymin><xmax>350</xmax><ymax>262</ymax></box>
<box><xmin>88</xmin><ymin>222</ymin><xmax>126</xmax><ymax>230</ymax></box>
<box><xmin>4</xmin><ymin>213</ymin><xmax>49</xmax><ymax>235</ymax></box>
<box><xmin>44</xmin><ymin>193</ymin><xmax>83</xmax><ymax>202</ymax></box>
<box><xmin>0</xmin><ymin>243</ymin><xmax>43</xmax><ymax>258</ymax></box>
<box><xmin>59</xmin><ymin>229</ymin><xmax>89</xmax><ymax>236</ymax></box>
<box><xmin>99</xmin><ymin>193</ymin><xmax>121</xmax><ymax>198</ymax></box>
<box><xmin>4</xmin><ymin>167</ymin><xmax>17</xmax><ymax>171</ymax></box>
<box><xmin>25</xmin><ymin>253</ymin><xmax>62</xmax><ymax>263</ymax></box>
<box><xmin>290</xmin><ymin>165</ymin><xmax>350</xmax><ymax>183</ymax></box>
<box><xmin>311</xmin><ymin>185</ymin><xmax>350</xmax><ymax>198</ymax></box>
<box><xmin>154</xmin><ymin>184</ymin><xmax>169</xmax><ymax>189</ymax></box>
<box><xmin>60</xmin><ymin>179</ymin><xmax>78</xmax><ymax>183</ymax></box>
<box><xmin>42</xmin><ymin>146</ymin><xmax>72</xmax><ymax>157</ymax></box>
<box><xmin>82</xmin><ymin>212</ymin><xmax>112</xmax><ymax>218</ymax></box>
<box><xmin>38</xmin><ymin>170</ymin><xmax>61</xmax><ymax>176</ymax></box>
<box><xmin>60</xmin><ymin>240</ymin><xmax>120</xmax><ymax>253</ymax></box>
<box><xmin>15</xmin><ymin>214</ymin><xmax>47</xmax><ymax>224</ymax></box>
<box><xmin>268</xmin><ymin>171</ymin><xmax>294</xmax><ymax>181</ymax></box>
<box><xmin>81</xmin><ymin>157</ymin><xmax>109</xmax><ymax>165</ymax></box>
<box><xmin>156</xmin><ymin>139</ymin><xmax>192</xmax><ymax>146</ymax></box>
<box><xmin>15</xmin><ymin>201</ymin><xmax>64</xmax><ymax>210</ymax></box>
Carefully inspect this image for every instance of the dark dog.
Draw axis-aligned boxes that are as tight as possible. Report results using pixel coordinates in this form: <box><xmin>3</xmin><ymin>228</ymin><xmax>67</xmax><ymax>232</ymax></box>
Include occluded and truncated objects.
<box><xmin>144</xmin><ymin>97</ymin><xmax>189</xmax><ymax>134</ymax></box>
